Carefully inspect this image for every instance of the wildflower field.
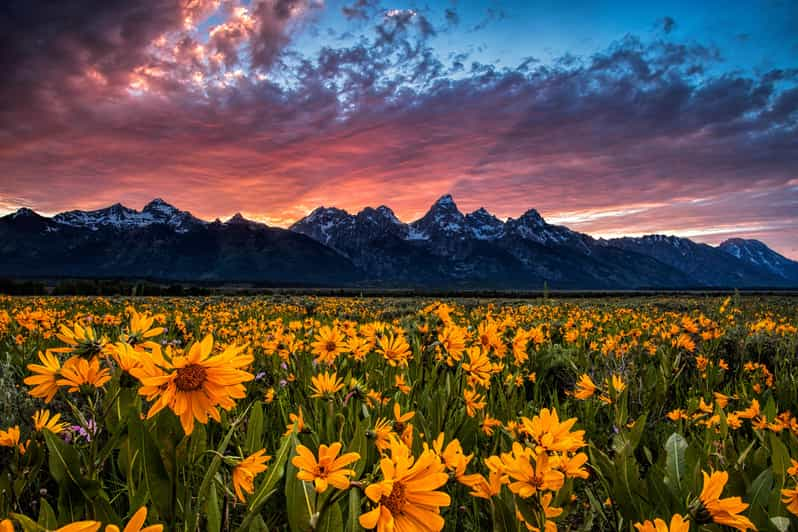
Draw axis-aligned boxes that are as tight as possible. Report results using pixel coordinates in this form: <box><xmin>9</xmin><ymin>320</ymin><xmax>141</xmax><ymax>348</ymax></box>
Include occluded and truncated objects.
<box><xmin>0</xmin><ymin>294</ymin><xmax>797</xmax><ymax>532</ymax></box>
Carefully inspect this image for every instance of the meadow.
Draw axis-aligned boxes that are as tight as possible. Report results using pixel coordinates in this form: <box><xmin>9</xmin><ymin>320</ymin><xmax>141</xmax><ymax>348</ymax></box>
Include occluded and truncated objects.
<box><xmin>0</xmin><ymin>294</ymin><xmax>796</xmax><ymax>531</ymax></box>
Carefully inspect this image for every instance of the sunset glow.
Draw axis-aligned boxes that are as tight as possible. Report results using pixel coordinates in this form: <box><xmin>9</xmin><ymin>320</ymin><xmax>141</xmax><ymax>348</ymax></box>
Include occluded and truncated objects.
<box><xmin>1</xmin><ymin>0</ymin><xmax>796</xmax><ymax>257</ymax></box>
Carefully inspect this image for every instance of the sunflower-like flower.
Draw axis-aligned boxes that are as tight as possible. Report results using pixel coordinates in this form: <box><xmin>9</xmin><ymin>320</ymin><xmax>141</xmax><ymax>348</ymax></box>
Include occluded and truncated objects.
<box><xmin>359</xmin><ymin>437</ymin><xmax>450</xmax><ymax>532</ymax></box>
<box><xmin>367</xmin><ymin>418</ymin><xmax>394</xmax><ymax>452</ymax></box>
<box><xmin>520</xmin><ymin>408</ymin><xmax>585</xmax><ymax>454</ymax></box>
<box><xmin>122</xmin><ymin>309</ymin><xmax>164</xmax><ymax>347</ymax></box>
<box><xmin>690</xmin><ymin>471</ymin><xmax>755</xmax><ymax>531</ymax></box>
<box><xmin>486</xmin><ymin>442</ymin><xmax>564</xmax><ymax>498</ymax></box>
<box><xmin>33</xmin><ymin>409</ymin><xmax>68</xmax><ymax>434</ymax></box>
<box><xmin>310</xmin><ymin>371</ymin><xmax>345</xmax><ymax>399</ymax></box>
<box><xmin>55</xmin><ymin>322</ymin><xmax>106</xmax><ymax>358</ymax></box>
<box><xmin>24</xmin><ymin>350</ymin><xmax>61</xmax><ymax>403</ymax></box>
<box><xmin>429</xmin><ymin>433</ymin><xmax>472</xmax><ymax>480</ymax></box>
<box><xmin>375</xmin><ymin>333</ymin><xmax>412</xmax><ymax>367</ymax></box>
<box><xmin>573</xmin><ymin>374</ymin><xmax>597</xmax><ymax>400</ymax></box>
<box><xmin>438</xmin><ymin>325</ymin><xmax>466</xmax><ymax>361</ymax></box>
<box><xmin>463</xmin><ymin>388</ymin><xmax>486</xmax><ymax>417</ymax></box>
<box><xmin>634</xmin><ymin>514</ymin><xmax>690</xmax><ymax>532</ymax></box>
<box><xmin>0</xmin><ymin>426</ymin><xmax>21</xmax><ymax>448</ymax></box>
<box><xmin>106</xmin><ymin>342</ymin><xmax>146</xmax><ymax>374</ymax></box>
<box><xmin>781</xmin><ymin>484</ymin><xmax>798</xmax><ymax>516</ymax></box>
<box><xmin>459</xmin><ymin>470</ymin><xmax>502</xmax><ymax>499</ymax></box>
<box><xmin>311</xmin><ymin>326</ymin><xmax>347</xmax><ymax>365</ymax></box>
<box><xmin>57</xmin><ymin>357</ymin><xmax>111</xmax><ymax>392</ymax></box>
<box><xmin>130</xmin><ymin>334</ymin><xmax>254</xmax><ymax>435</ymax></box>
<box><xmin>462</xmin><ymin>347</ymin><xmax>493</xmax><ymax>388</ymax></box>
<box><xmin>284</xmin><ymin>407</ymin><xmax>307</xmax><ymax>436</ymax></box>
<box><xmin>232</xmin><ymin>449</ymin><xmax>271</xmax><ymax>502</ymax></box>
<box><xmin>292</xmin><ymin>442</ymin><xmax>360</xmax><ymax>493</ymax></box>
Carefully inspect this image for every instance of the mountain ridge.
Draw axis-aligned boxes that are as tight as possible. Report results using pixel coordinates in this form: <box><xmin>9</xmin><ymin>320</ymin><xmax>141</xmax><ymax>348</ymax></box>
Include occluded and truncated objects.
<box><xmin>2</xmin><ymin>196</ymin><xmax>797</xmax><ymax>288</ymax></box>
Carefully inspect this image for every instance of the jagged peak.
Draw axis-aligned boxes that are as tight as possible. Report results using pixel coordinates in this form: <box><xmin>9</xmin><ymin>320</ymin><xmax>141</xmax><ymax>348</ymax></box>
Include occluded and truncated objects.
<box><xmin>519</xmin><ymin>208</ymin><xmax>544</xmax><ymax>220</ymax></box>
<box><xmin>227</xmin><ymin>212</ymin><xmax>247</xmax><ymax>223</ymax></box>
<box><xmin>307</xmin><ymin>206</ymin><xmax>351</xmax><ymax>218</ymax></box>
<box><xmin>719</xmin><ymin>237</ymin><xmax>765</xmax><ymax>248</ymax></box>
<box><xmin>11</xmin><ymin>207</ymin><xmax>39</xmax><ymax>218</ymax></box>
<box><xmin>375</xmin><ymin>205</ymin><xmax>400</xmax><ymax>221</ymax></box>
<box><xmin>143</xmin><ymin>198</ymin><xmax>178</xmax><ymax>212</ymax></box>
<box><xmin>357</xmin><ymin>205</ymin><xmax>403</xmax><ymax>225</ymax></box>
<box><xmin>431</xmin><ymin>194</ymin><xmax>458</xmax><ymax>210</ymax></box>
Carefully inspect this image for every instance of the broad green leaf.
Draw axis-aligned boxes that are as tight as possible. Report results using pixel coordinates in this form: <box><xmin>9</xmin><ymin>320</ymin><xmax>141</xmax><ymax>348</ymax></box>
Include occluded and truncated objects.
<box><xmin>347</xmin><ymin>488</ymin><xmax>363</xmax><ymax>532</ymax></box>
<box><xmin>770</xmin><ymin>432</ymin><xmax>790</xmax><ymax>481</ymax></box>
<box><xmin>663</xmin><ymin>432</ymin><xmax>688</xmax><ymax>495</ymax></box>
<box><xmin>206</xmin><ymin>482</ymin><xmax>222</xmax><ymax>532</ymax></box>
<box><xmin>316</xmin><ymin>501</ymin><xmax>344</xmax><ymax>532</ymax></box>
<box><xmin>11</xmin><ymin>513</ymin><xmax>42</xmax><ymax>532</ymax></box>
<box><xmin>37</xmin><ymin>499</ymin><xmax>57</xmax><ymax>530</ymax></box>
<box><xmin>246</xmin><ymin>401</ymin><xmax>265</xmax><ymax>455</ymax></box>
<box><xmin>747</xmin><ymin>468</ymin><xmax>773</xmax><ymax>511</ymax></box>
<box><xmin>286</xmin><ymin>443</ymin><xmax>316</xmax><ymax>532</ymax></box>
<box><xmin>128</xmin><ymin>416</ymin><xmax>173</xmax><ymax>520</ymax></box>
<box><xmin>247</xmin><ymin>432</ymin><xmax>293</xmax><ymax>512</ymax></box>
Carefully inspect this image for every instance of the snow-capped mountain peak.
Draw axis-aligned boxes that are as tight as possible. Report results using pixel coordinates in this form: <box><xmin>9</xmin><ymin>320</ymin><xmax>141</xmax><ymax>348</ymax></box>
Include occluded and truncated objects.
<box><xmin>719</xmin><ymin>238</ymin><xmax>798</xmax><ymax>280</ymax></box>
<box><xmin>143</xmin><ymin>198</ymin><xmax>178</xmax><ymax>215</ymax></box>
<box><xmin>52</xmin><ymin>199</ymin><xmax>203</xmax><ymax>232</ymax></box>
<box><xmin>291</xmin><ymin>207</ymin><xmax>355</xmax><ymax>245</ymax></box>
<box><xmin>410</xmin><ymin>194</ymin><xmax>467</xmax><ymax>238</ymax></box>
<box><xmin>465</xmin><ymin>207</ymin><xmax>505</xmax><ymax>240</ymax></box>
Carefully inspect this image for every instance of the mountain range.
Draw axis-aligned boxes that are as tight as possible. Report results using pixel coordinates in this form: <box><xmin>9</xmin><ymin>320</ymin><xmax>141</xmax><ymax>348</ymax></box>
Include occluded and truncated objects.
<box><xmin>1</xmin><ymin>196</ymin><xmax>796</xmax><ymax>289</ymax></box>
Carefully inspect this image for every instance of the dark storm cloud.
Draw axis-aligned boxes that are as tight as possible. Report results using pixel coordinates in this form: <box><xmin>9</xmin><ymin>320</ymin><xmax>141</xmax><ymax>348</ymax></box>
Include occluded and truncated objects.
<box><xmin>0</xmin><ymin>0</ymin><xmax>183</xmax><ymax>116</ymax></box>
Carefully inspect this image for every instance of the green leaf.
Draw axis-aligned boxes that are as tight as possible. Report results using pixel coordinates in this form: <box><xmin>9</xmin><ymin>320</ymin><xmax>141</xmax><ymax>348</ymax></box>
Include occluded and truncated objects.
<box><xmin>246</xmin><ymin>402</ymin><xmax>265</xmax><ymax>455</ymax></box>
<box><xmin>206</xmin><ymin>481</ymin><xmax>222</xmax><ymax>532</ymax></box>
<box><xmin>36</xmin><ymin>499</ymin><xmax>57</xmax><ymax>530</ymax></box>
<box><xmin>747</xmin><ymin>468</ymin><xmax>773</xmax><ymax>511</ymax></box>
<box><xmin>347</xmin><ymin>418</ymin><xmax>368</xmax><ymax>480</ymax></box>
<box><xmin>770</xmin><ymin>432</ymin><xmax>790</xmax><ymax>481</ymax></box>
<box><xmin>491</xmin><ymin>494</ymin><xmax>519</xmax><ymax>532</ymax></box>
<box><xmin>236</xmin><ymin>430</ymin><xmax>294</xmax><ymax>532</ymax></box>
<box><xmin>11</xmin><ymin>513</ymin><xmax>42</xmax><ymax>532</ymax></box>
<box><xmin>317</xmin><ymin>501</ymin><xmax>344</xmax><ymax>532</ymax></box>
<box><xmin>663</xmin><ymin>432</ymin><xmax>688</xmax><ymax>495</ymax></box>
<box><xmin>347</xmin><ymin>488</ymin><xmax>363</xmax><ymax>532</ymax></box>
<box><xmin>189</xmin><ymin>410</ymin><xmax>242</xmax><ymax>531</ymax></box>
<box><xmin>43</xmin><ymin>430</ymin><xmax>100</xmax><ymax>499</ymax></box>
<box><xmin>286</xmin><ymin>442</ymin><xmax>316</xmax><ymax>532</ymax></box>
<box><xmin>248</xmin><ymin>432</ymin><xmax>293</xmax><ymax>512</ymax></box>
<box><xmin>128</xmin><ymin>416</ymin><xmax>173</xmax><ymax>520</ymax></box>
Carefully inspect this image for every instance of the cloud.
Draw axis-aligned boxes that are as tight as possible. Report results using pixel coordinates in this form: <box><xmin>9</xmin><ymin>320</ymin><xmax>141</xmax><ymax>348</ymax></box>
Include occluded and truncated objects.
<box><xmin>445</xmin><ymin>8</ymin><xmax>459</xmax><ymax>27</ymax></box>
<box><xmin>1</xmin><ymin>3</ymin><xmax>797</xmax><ymax>257</ymax></box>
<box><xmin>659</xmin><ymin>16</ymin><xmax>676</xmax><ymax>34</ymax></box>
<box><xmin>471</xmin><ymin>7</ymin><xmax>505</xmax><ymax>32</ymax></box>
<box><xmin>341</xmin><ymin>0</ymin><xmax>380</xmax><ymax>20</ymax></box>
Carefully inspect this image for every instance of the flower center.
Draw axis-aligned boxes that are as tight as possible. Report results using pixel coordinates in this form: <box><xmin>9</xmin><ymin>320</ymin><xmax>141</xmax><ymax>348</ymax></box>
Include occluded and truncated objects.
<box><xmin>381</xmin><ymin>482</ymin><xmax>407</xmax><ymax>515</ymax></box>
<box><xmin>325</xmin><ymin>341</ymin><xmax>338</xmax><ymax>352</ymax></box>
<box><xmin>175</xmin><ymin>364</ymin><xmax>207</xmax><ymax>391</ymax></box>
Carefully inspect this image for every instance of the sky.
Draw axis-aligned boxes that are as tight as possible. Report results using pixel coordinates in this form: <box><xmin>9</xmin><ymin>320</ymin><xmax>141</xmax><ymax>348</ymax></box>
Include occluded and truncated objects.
<box><xmin>1</xmin><ymin>0</ymin><xmax>797</xmax><ymax>257</ymax></box>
